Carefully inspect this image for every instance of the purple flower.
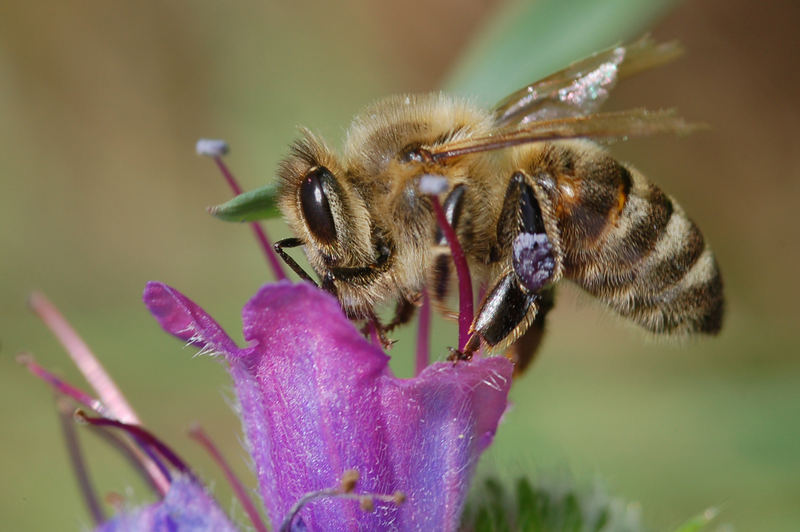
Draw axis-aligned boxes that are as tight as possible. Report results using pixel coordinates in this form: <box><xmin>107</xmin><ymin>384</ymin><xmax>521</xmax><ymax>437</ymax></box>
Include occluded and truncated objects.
<box><xmin>96</xmin><ymin>476</ymin><xmax>237</xmax><ymax>532</ymax></box>
<box><xmin>144</xmin><ymin>280</ymin><xmax>512</xmax><ymax>530</ymax></box>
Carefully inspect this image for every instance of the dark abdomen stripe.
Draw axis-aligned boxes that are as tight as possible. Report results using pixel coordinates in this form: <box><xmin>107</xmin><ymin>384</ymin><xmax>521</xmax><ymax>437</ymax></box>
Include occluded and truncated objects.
<box><xmin>630</xmin><ymin>250</ymin><xmax>723</xmax><ymax>334</ymax></box>
<box><xmin>569</xmin><ymin>166</ymin><xmax>723</xmax><ymax>335</ymax></box>
<box><xmin>569</xmin><ymin>171</ymin><xmax>671</xmax><ymax>288</ymax></box>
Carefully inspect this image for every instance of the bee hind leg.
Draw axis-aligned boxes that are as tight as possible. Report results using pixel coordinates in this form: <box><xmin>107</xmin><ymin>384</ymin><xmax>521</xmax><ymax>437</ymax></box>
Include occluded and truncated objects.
<box><xmin>507</xmin><ymin>287</ymin><xmax>554</xmax><ymax>375</ymax></box>
<box><xmin>468</xmin><ymin>272</ymin><xmax>540</xmax><ymax>354</ymax></box>
<box><xmin>452</xmin><ymin>275</ymin><xmax>555</xmax><ymax>368</ymax></box>
<box><xmin>465</xmin><ymin>171</ymin><xmax>559</xmax><ymax>370</ymax></box>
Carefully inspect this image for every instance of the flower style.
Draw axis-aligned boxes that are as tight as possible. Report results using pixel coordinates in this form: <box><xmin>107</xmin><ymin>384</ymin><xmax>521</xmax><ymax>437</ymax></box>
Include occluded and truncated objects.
<box><xmin>145</xmin><ymin>280</ymin><xmax>513</xmax><ymax>530</ymax></box>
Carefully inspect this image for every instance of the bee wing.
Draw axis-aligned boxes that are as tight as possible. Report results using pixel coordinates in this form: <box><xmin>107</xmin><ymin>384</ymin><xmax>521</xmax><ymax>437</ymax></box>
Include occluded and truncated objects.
<box><xmin>492</xmin><ymin>36</ymin><xmax>682</xmax><ymax>128</ymax></box>
<box><xmin>430</xmin><ymin>109</ymin><xmax>702</xmax><ymax>161</ymax></box>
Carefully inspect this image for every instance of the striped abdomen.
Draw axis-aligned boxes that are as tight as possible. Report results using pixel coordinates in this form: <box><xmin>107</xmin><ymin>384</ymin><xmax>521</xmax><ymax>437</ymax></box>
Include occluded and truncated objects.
<box><xmin>531</xmin><ymin>142</ymin><xmax>723</xmax><ymax>335</ymax></box>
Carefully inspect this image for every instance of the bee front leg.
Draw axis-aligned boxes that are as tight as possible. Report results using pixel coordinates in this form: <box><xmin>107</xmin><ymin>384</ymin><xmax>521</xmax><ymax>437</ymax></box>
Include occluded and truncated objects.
<box><xmin>273</xmin><ymin>238</ymin><xmax>318</xmax><ymax>285</ymax></box>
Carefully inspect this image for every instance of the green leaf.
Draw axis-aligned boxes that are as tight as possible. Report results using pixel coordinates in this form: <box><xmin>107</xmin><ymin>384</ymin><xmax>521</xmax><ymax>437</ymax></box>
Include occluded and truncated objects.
<box><xmin>463</xmin><ymin>475</ymin><xmax>725</xmax><ymax>532</ymax></box>
<box><xmin>561</xmin><ymin>493</ymin><xmax>582</xmax><ymax>532</ymax></box>
<box><xmin>463</xmin><ymin>475</ymin><xmax>647</xmax><ymax>532</ymax></box>
<box><xmin>208</xmin><ymin>184</ymin><xmax>280</xmax><ymax>222</ymax></box>
<box><xmin>483</xmin><ymin>478</ymin><xmax>512</xmax><ymax>532</ymax></box>
<box><xmin>446</xmin><ymin>0</ymin><xmax>682</xmax><ymax>104</ymax></box>
<box><xmin>514</xmin><ymin>478</ymin><xmax>537</xmax><ymax>530</ymax></box>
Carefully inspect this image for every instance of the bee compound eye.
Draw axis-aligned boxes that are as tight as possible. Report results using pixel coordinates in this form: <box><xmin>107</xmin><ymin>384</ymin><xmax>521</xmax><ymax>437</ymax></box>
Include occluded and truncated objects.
<box><xmin>299</xmin><ymin>166</ymin><xmax>338</xmax><ymax>244</ymax></box>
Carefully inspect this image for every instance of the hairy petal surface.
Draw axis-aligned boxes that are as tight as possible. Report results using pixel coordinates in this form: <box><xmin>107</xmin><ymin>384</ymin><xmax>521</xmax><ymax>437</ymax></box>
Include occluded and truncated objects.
<box><xmin>145</xmin><ymin>281</ymin><xmax>512</xmax><ymax>531</ymax></box>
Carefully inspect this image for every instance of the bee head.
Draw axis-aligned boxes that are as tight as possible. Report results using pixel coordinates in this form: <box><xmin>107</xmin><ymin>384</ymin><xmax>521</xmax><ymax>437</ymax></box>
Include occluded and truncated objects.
<box><xmin>277</xmin><ymin>129</ymin><xmax>374</xmax><ymax>281</ymax></box>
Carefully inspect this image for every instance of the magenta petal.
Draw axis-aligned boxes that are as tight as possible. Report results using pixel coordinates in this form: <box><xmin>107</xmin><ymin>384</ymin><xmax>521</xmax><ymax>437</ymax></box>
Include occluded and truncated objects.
<box><xmin>380</xmin><ymin>357</ymin><xmax>511</xmax><ymax>527</ymax></box>
<box><xmin>144</xmin><ymin>281</ymin><xmax>238</xmax><ymax>355</ymax></box>
<box><xmin>144</xmin><ymin>281</ymin><xmax>512</xmax><ymax>530</ymax></box>
<box><xmin>95</xmin><ymin>475</ymin><xmax>238</xmax><ymax>532</ymax></box>
<box><xmin>232</xmin><ymin>282</ymin><xmax>395</xmax><ymax>527</ymax></box>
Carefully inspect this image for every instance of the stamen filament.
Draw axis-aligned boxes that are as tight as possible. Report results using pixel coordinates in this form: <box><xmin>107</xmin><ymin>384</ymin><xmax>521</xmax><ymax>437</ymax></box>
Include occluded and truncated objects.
<box><xmin>415</xmin><ymin>289</ymin><xmax>431</xmax><ymax>375</ymax></box>
<box><xmin>189</xmin><ymin>425</ymin><xmax>268</xmax><ymax>532</ymax></box>
<box><xmin>76</xmin><ymin>411</ymin><xmax>194</xmax><ymax>483</ymax></box>
<box><xmin>20</xmin><ymin>354</ymin><xmax>170</xmax><ymax>494</ymax></box>
<box><xmin>56</xmin><ymin>397</ymin><xmax>105</xmax><ymax>525</ymax></box>
<box><xmin>29</xmin><ymin>293</ymin><xmax>139</xmax><ymax>423</ymax></box>
<box><xmin>206</xmin><ymin>148</ymin><xmax>288</xmax><ymax>281</ymax></box>
<box><xmin>429</xmin><ymin>196</ymin><xmax>474</xmax><ymax>351</ymax></box>
<box><xmin>28</xmin><ymin>293</ymin><xmax>171</xmax><ymax>495</ymax></box>
<box><xmin>278</xmin><ymin>472</ymin><xmax>405</xmax><ymax>532</ymax></box>
<box><xmin>90</xmin><ymin>421</ymin><xmax>171</xmax><ymax>496</ymax></box>
<box><xmin>18</xmin><ymin>353</ymin><xmax>106</xmax><ymax>415</ymax></box>
<box><xmin>279</xmin><ymin>487</ymin><xmax>338</xmax><ymax>531</ymax></box>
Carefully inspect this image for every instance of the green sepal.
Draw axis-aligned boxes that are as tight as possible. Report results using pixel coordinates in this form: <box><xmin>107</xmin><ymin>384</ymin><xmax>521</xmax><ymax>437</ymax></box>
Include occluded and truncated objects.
<box><xmin>208</xmin><ymin>184</ymin><xmax>281</xmax><ymax>222</ymax></box>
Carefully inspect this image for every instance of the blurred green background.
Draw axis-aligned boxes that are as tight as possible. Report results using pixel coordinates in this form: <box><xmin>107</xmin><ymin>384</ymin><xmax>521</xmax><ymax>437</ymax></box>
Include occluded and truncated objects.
<box><xmin>2</xmin><ymin>0</ymin><xmax>798</xmax><ymax>530</ymax></box>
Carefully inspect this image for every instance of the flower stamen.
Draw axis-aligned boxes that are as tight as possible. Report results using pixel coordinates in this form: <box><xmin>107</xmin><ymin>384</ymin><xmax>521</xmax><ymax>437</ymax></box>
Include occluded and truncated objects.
<box><xmin>56</xmin><ymin>396</ymin><xmax>105</xmax><ymax>526</ymax></box>
<box><xmin>18</xmin><ymin>353</ymin><xmax>107</xmax><ymax>415</ymax></box>
<box><xmin>197</xmin><ymin>138</ymin><xmax>288</xmax><ymax>280</ymax></box>
<box><xmin>425</xmin><ymin>186</ymin><xmax>474</xmax><ymax>352</ymax></box>
<box><xmin>20</xmin><ymin>353</ymin><xmax>172</xmax><ymax>495</ymax></box>
<box><xmin>75</xmin><ymin>410</ymin><xmax>195</xmax><ymax>483</ymax></box>
<box><xmin>278</xmin><ymin>469</ymin><xmax>406</xmax><ymax>532</ymax></box>
<box><xmin>189</xmin><ymin>424</ymin><xmax>269</xmax><ymax>532</ymax></box>
<box><xmin>415</xmin><ymin>288</ymin><xmax>431</xmax><ymax>375</ymax></box>
<box><xmin>28</xmin><ymin>292</ymin><xmax>171</xmax><ymax>495</ymax></box>
<box><xmin>91</xmin><ymin>417</ymin><xmax>172</xmax><ymax>494</ymax></box>
<box><xmin>28</xmin><ymin>292</ymin><xmax>139</xmax><ymax>423</ymax></box>
<box><xmin>340</xmin><ymin>469</ymin><xmax>360</xmax><ymax>493</ymax></box>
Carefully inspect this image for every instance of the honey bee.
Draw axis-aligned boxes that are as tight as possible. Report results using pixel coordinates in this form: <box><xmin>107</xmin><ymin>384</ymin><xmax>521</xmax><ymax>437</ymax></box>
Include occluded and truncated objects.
<box><xmin>255</xmin><ymin>37</ymin><xmax>723</xmax><ymax>371</ymax></box>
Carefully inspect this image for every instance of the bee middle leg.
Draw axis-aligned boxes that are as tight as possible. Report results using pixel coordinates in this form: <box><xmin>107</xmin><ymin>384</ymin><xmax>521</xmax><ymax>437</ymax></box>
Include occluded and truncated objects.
<box><xmin>360</xmin><ymin>313</ymin><xmax>397</xmax><ymax>350</ymax></box>
<box><xmin>465</xmin><ymin>172</ymin><xmax>559</xmax><ymax>368</ymax></box>
<box><xmin>359</xmin><ymin>296</ymin><xmax>417</xmax><ymax>351</ymax></box>
<box><xmin>385</xmin><ymin>296</ymin><xmax>418</xmax><ymax>332</ymax></box>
